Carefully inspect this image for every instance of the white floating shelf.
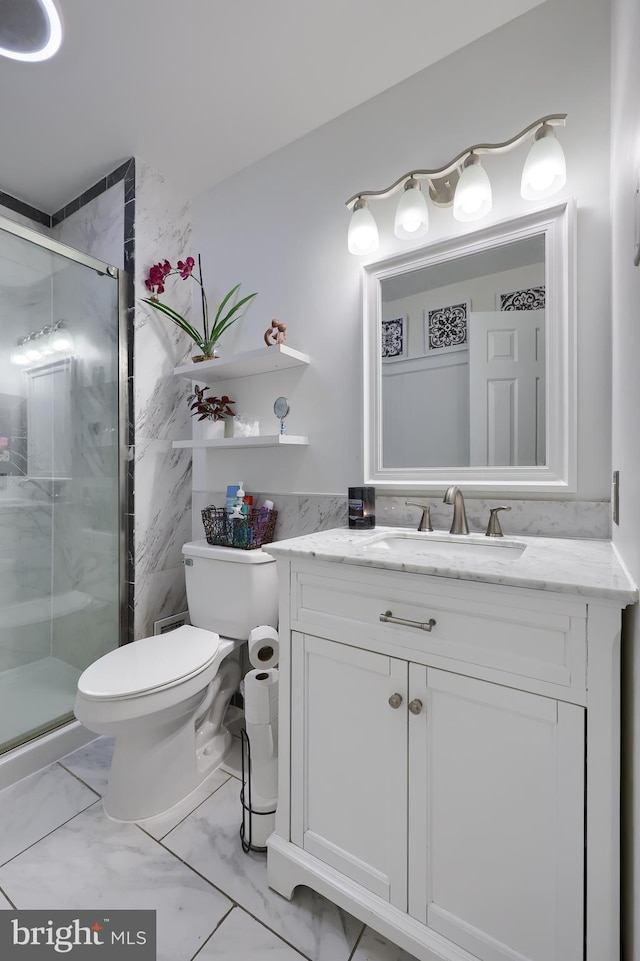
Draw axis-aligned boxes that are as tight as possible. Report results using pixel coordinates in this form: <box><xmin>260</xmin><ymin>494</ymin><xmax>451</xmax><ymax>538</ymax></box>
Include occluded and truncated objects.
<box><xmin>174</xmin><ymin>344</ymin><xmax>310</xmax><ymax>384</ymax></box>
<box><xmin>172</xmin><ymin>434</ymin><xmax>309</xmax><ymax>450</ymax></box>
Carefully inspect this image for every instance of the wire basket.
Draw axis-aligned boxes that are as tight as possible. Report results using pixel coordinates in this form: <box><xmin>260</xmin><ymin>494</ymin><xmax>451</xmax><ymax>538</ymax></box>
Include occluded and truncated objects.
<box><xmin>201</xmin><ymin>506</ymin><xmax>278</xmax><ymax>550</ymax></box>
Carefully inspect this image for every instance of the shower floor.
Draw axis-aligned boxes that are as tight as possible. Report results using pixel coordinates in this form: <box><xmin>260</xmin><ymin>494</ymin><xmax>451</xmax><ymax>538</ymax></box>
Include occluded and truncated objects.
<box><xmin>0</xmin><ymin>657</ymin><xmax>82</xmax><ymax>756</ymax></box>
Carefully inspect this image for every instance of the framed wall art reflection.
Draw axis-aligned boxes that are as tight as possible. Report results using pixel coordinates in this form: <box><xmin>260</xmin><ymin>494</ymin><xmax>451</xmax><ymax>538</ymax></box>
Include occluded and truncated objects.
<box><xmin>424</xmin><ymin>301</ymin><xmax>468</xmax><ymax>355</ymax></box>
<box><xmin>381</xmin><ymin>315</ymin><xmax>407</xmax><ymax>361</ymax></box>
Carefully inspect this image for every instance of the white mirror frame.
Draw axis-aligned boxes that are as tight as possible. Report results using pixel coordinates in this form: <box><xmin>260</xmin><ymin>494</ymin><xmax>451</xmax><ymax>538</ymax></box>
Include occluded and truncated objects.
<box><xmin>363</xmin><ymin>200</ymin><xmax>576</xmax><ymax>493</ymax></box>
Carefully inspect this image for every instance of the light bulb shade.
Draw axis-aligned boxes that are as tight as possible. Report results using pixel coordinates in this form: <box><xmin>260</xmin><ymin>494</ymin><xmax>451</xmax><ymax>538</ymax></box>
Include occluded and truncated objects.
<box><xmin>521</xmin><ymin>131</ymin><xmax>566</xmax><ymax>200</ymax></box>
<box><xmin>453</xmin><ymin>159</ymin><xmax>492</xmax><ymax>222</ymax></box>
<box><xmin>51</xmin><ymin>324</ymin><xmax>73</xmax><ymax>352</ymax></box>
<box><xmin>10</xmin><ymin>346</ymin><xmax>29</xmax><ymax>366</ymax></box>
<box><xmin>348</xmin><ymin>201</ymin><xmax>379</xmax><ymax>255</ymax></box>
<box><xmin>394</xmin><ymin>180</ymin><xmax>429</xmax><ymax>239</ymax></box>
<box><xmin>39</xmin><ymin>330</ymin><xmax>55</xmax><ymax>355</ymax></box>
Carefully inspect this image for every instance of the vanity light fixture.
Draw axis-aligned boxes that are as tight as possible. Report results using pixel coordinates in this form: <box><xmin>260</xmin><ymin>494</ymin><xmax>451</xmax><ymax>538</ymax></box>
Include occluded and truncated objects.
<box><xmin>0</xmin><ymin>0</ymin><xmax>63</xmax><ymax>62</ymax></box>
<box><xmin>346</xmin><ymin>114</ymin><xmax>567</xmax><ymax>253</ymax></box>
<box><xmin>10</xmin><ymin>321</ymin><xmax>73</xmax><ymax>367</ymax></box>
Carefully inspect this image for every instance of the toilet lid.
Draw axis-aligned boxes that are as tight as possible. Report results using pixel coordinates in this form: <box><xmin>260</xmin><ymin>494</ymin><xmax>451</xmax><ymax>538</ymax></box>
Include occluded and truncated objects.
<box><xmin>77</xmin><ymin>626</ymin><xmax>220</xmax><ymax>699</ymax></box>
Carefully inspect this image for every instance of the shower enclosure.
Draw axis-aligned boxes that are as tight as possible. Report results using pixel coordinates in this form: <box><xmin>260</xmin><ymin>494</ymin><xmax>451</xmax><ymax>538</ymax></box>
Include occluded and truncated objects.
<box><xmin>0</xmin><ymin>215</ymin><xmax>125</xmax><ymax>758</ymax></box>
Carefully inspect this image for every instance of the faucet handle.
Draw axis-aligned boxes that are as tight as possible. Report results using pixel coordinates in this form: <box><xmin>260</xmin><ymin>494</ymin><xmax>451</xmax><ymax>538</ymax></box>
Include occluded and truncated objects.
<box><xmin>405</xmin><ymin>501</ymin><xmax>433</xmax><ymax>532</ymax></box>
<box><xmin>486</xmin><ymin>506</ymin><xmax>511</xmax><ymax>538</ymax></box>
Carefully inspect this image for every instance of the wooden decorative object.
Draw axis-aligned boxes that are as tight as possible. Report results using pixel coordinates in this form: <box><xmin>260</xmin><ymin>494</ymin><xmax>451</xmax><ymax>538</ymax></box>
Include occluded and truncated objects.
<box><xmin>264</xmin><ymin>319</ymin><xmax>287</xmax><ymax>346</ymax></box>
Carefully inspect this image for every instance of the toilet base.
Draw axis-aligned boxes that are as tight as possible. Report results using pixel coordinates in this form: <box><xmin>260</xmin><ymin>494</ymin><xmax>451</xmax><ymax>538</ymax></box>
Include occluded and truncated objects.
<box><xmin>103</xmin><ymin>655</ymin><xmax>242</xmax><ymax>822</ymax></box>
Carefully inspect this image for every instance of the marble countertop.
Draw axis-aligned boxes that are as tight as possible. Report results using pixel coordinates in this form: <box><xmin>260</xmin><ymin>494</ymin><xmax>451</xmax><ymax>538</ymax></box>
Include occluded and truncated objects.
<box><xmin>265</xmin><ymin>526</ymin><xmax>638</xmax><ymax>605</ymax></box>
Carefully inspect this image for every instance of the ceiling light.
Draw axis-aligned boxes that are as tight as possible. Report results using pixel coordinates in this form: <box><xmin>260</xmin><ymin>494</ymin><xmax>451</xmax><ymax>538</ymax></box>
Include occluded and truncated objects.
<box><xmin>347</xmin><ymin>199</ymin><xmax>379</xmax><ymax>256</ymax></box>
<box><xmin>0</xmin><ymin>0</ymin><xmax>63</xmax><ymax>63</ymax></box>
<box><xmin>394</xmin><ymin>178</ymin><xmax>429</xmax><ymax>239</ymax></box>
<box><xmin>345</xmin><ymin>115</ymin><xmax>567</xmax><ymax>254</ymax></box>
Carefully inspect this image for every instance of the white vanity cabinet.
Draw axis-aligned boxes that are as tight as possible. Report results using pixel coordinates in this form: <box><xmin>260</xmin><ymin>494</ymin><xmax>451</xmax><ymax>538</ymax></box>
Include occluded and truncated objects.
<box><xmin>292</xmin><ymin>630</ymin><xmax>583</xmax><ymax>961</ymax></box>
<box><xmin>265</xmin><ymin>531</ymin><xmax>638</xmax><ymax>961</ymax></box>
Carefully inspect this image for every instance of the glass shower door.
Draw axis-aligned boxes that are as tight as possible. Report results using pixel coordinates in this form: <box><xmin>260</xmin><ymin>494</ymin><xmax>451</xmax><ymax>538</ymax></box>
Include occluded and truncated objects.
<box><xmin>0</xmin><ymin>220</ymin><xmax>122</xmax><ymax>755</ymax></box>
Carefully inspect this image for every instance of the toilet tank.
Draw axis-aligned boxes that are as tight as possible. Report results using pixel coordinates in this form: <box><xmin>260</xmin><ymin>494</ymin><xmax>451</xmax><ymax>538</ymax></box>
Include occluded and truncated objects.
<box><xmin>182</xmin><ymin>540</ymin><xmax>278</xmax><ymax>639</ymax></box>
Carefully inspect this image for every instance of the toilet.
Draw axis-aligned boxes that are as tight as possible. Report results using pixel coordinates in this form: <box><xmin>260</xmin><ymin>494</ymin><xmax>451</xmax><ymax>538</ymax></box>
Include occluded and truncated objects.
<box><xmin>74</xmin><ymin>540</ymin><xmax>278</xmax><ymax>822</ymax></box>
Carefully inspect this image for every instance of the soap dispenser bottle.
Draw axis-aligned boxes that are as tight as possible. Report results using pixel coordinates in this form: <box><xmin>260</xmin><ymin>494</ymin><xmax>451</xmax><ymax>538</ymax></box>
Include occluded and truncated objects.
<box><xmin>232</xmin><ymin>482</ymin><xmax>248</xmax><ymax>546</ymax></box>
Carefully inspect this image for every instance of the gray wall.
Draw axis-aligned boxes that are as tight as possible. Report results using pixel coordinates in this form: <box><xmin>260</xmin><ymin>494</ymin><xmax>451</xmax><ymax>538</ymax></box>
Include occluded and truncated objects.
<box><xmin>611</xmin><ymin>0</ymin><xmax>640</xmax><ymax>956</ymax></box>
<box><xmin>192</xmin><ymin>0</ymin><xmax>612</xmax><ymax>514</ymax></box>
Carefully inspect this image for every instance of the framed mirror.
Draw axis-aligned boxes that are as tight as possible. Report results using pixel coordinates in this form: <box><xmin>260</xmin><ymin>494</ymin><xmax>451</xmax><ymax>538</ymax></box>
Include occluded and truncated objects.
<box><xmin>363</xmin><ymin>201</ymin><xmax>576</xmax><ymax>492</ymax></box>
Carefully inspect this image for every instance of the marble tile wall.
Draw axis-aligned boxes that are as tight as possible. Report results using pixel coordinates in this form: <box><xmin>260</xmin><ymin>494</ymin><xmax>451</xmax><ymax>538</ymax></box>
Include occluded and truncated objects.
<box><xmin>375</xmin><ymin>494</ymin><xmax>611</xmax><ymax>540</ymax></box>
<box><xmin>49</xmin><ymin>184</ymin><xmax>124</xmax><ymax>668</ymax></box>
<box><xmin>0</xmin><ymin>232</ymin><xmax>55</xmax><ymax>674</ymax></box>
<box><xmin>2</xmin><ymin>160</ymin><xmax>197</xmax><ymax>660</ymax></box>
<box><xmin>192</xmin><ymin>490</ymin><xmax>610</xmax><ymax>543</ymax></box>
<box><xmin>52</xmin><ymin>181</ymin><xmax>124</xmax><ymax>269</ymax></box>
<box><xmin>133</xmin><ymin>160</ymin><xmax>193</xmax><ymax>638</ymax></box>
<box><xmin>0</xmin><ymin>200</ymin><xmax>50</xmax><ymax>234</ymax></box>
<box><xmin>0</xmin><ymin>500</ymin><xmax>53</xmax><ymax>672</ymax></box>
<box><xmin>0</xmin><ymin>181</ymin><xmax>125</xmax><ymax>675</ymax></box>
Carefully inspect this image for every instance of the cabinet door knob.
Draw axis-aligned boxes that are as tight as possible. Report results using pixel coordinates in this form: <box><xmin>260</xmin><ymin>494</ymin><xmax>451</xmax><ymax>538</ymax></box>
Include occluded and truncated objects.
<box><xmin>388</xmin><ymin>693</ymin><xmax>403</xmax><ymax>709</ymax></box>
<box><xmin>408</xmin><ymin>699</ymin><xmax>423</xmax><ymax>715</ymax></box>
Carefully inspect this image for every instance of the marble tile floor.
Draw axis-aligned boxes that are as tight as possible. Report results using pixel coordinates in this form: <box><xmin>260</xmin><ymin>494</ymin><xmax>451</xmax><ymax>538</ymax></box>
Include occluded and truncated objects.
<box><xmin>0</xmin><ymin>735</ymin><xmax>418</xmax><ymax>961</ymax></box>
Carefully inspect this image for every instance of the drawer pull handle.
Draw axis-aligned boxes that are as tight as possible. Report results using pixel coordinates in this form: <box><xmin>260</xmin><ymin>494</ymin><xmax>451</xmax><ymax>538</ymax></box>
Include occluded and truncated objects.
<box><xmin>409</xmin><ymin>699</ymin><xmax>423</xmax><ymax>716</ymax></box>
<box><xmin>380</xmin><ymin>610</ymin><xmax>436</xmax><ymax>632</ymax></box>
<box><xmin>388</xmin><ymin>693</ymin><xmax>403</xmax><ymax>709</ymax></box>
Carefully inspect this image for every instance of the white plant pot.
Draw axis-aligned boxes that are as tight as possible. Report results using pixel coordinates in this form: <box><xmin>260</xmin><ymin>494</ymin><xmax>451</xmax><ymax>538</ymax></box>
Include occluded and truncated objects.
<box><xmin>193</xmin><ymin>418</ymin><xmax>225</xmax><ymax>441</ymax></box>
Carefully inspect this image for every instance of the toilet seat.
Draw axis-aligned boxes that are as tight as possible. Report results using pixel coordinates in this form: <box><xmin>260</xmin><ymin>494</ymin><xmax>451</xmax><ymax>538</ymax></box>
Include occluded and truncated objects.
<box><xmin>77</xmin><ymin>625</ymin><xmax>220</xmax><ymax>700</ymax></box>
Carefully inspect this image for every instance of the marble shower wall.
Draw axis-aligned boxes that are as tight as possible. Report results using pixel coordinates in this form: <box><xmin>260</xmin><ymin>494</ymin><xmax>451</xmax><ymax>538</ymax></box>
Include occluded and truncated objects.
<box><xmin>0</xmin><ymin>202</ymin><xmax>50</xmax><ymax>235</ymax></box>
<box><xmin>52</xmin><ymin>181</ymin><xmax>125</xmax><ymax>269</ymax></box>
<box><xmin>48</xmin><ymin>230</ymin><xmax>122</xmax><ymax>670</ymax></box>
<box><xmin>0</xmin><ymin>184</ymin><xmax>125</xmax><ymax>673</ymax></box>
<box><xmin>0</xmin><ymin>238</ymin><xmax>56</xmax><ymax>674</ymax></box>
<box><xmin>133</xmin><ymin>160</ymin><xmax>193</xmax><ymax>639</ymax></box>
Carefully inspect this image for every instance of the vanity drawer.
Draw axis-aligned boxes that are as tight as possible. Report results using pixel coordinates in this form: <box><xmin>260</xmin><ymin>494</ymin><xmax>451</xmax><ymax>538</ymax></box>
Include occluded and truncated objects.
<box><xmin>291</xmin><ymin>567</ymin><xmax>586</xmax><ymax>692</ymax></box>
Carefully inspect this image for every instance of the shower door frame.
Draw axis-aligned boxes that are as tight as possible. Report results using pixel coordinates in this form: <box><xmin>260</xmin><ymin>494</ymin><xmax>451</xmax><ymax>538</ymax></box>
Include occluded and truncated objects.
<box><xmin>0</xmin><ymin>212</ymin><xmax>131</xmax><ymax>651</ymax></box>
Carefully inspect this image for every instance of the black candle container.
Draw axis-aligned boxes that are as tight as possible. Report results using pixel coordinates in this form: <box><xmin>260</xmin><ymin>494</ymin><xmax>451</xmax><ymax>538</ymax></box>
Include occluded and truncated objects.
<box><xmin>348</xmin><ymin>487</ymin><xmax>375</xmax><ymax>529</ymax></box>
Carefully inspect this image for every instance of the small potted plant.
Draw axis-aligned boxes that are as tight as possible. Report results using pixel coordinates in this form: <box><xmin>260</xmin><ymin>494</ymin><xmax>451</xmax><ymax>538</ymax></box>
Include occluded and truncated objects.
<box><xmin>142</xmin><ymin>255</ymin><xmax>257</xmax><ymax>362</ymax></box>
<box><xmin>188</xmin><ymin>385</ymin><xmax>235</xmax><ymax>440</ymax></box>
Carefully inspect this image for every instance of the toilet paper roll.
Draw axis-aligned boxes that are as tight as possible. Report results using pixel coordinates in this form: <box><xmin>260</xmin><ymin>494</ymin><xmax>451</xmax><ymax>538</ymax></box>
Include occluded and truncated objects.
<box><xmin>246</xmin><ymin>720</ymin><xmax>279</xmax><ymax>800</ymax></box>
<box><xmin>248</xmin><ymin>625</ymin><xmax>279</xmax><ymax>669</ymax></box>
<box><xmin>244</xmin><ymin>668</ymin><xmax>279</xmax><ymax>725</ymax></box>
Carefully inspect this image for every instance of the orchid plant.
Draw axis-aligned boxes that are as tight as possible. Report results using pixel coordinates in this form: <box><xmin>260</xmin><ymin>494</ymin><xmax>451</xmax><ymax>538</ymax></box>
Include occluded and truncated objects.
<box><xmin>142</xmin><ymin>255</ymin><xmax>257</xmax><ymax>358</ymax></box>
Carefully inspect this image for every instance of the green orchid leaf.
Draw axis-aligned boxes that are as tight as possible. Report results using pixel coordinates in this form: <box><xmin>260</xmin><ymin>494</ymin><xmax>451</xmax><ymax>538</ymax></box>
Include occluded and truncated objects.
<box><xmin>141</xmin><ymin>298</ymin><xmax>204</xmax><ymax>347</ymax></box>
<box><xmin>212</xmin><ymin>284</ymin><xmax>242</xmax><ymax>326</ymax></box>
<box><xmin>209</xmin><ymin>292</ymin><xmax>258</xmax><ymax>342</ymax></box>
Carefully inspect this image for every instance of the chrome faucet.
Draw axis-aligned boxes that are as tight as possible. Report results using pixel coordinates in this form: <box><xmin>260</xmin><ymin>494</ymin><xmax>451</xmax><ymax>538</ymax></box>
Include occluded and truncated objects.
<box><xmin>405</xmin><ymin>501</ymin><xmax>433</xmax><ymax>532</ymax></box>
<box><xmin>443</xmin><ymin>485</ymin><xmax>469</xmax><ymax>535</ymax></box>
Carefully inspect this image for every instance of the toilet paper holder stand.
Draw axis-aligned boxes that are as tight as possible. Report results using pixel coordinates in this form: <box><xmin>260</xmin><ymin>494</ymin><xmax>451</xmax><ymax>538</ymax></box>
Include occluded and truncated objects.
<box><xmin>239</xmin><ymin>729</ymin><xmax>277</xmax><ymax>854</ymax></box>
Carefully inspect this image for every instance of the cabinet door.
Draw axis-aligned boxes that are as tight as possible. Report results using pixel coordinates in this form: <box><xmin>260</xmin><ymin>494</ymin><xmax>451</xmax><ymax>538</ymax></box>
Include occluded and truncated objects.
<box><xmin>291</xmin><ymin>632</ymin><xmax>408</xmax><ymax>908</ymax></box>
<box><xmin>409</xmin><ymin>665</ymin><xmax>584</xmax><ymax>961</ymax></box>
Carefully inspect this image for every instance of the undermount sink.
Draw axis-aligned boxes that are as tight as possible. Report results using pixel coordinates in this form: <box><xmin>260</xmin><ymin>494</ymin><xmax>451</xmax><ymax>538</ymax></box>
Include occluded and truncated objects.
<box><xmin>360</xmin><ymin>530</ymin><xmax>527</xmax><ymax>561</ymax></box>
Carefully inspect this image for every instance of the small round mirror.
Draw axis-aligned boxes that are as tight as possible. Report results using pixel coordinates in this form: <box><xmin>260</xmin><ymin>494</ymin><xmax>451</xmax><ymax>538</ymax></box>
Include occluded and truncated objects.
<box><xmin>273</xmin><ymin>396</ymin><xmax>289</xmax><ymax>419</ymax></box>
<box><xmin>274</xmin><ymin>396</ymin><xmax>290</xmax><ymax>435</ymax></box>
